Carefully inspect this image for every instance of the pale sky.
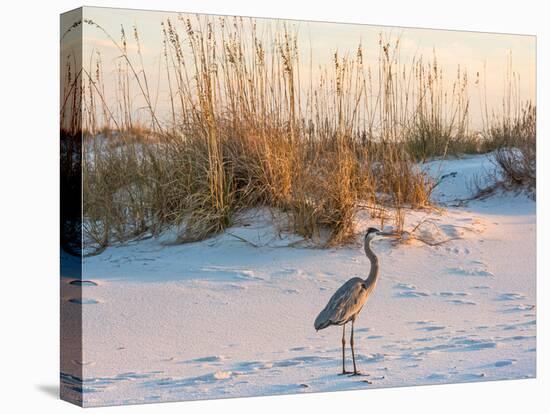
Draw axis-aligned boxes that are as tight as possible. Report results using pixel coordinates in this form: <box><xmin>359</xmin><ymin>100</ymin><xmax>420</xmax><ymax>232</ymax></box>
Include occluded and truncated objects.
<box><xmin>61</xmin><ymin>6</ymin><xmax>536</xmax><ymax>129</ymax></box>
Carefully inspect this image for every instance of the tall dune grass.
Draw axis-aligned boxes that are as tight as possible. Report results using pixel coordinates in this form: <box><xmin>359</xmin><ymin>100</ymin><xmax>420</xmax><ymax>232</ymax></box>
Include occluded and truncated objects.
<box><xmin>61</xmin><ymin>16</ymin><xmax>536</xmax><ymax>251</ymax></box>
<box><xmin>478</xmin><ymin>55</ymin><xmax>536</xmax><ymax>194</ymax></box>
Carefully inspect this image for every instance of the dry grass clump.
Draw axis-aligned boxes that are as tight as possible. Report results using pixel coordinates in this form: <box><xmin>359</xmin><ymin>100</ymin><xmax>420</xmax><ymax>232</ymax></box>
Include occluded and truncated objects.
<box><xmin>492</xmin><ymin>103</ymin><xmax>536</xmax><ymax>193</ymax></box>
<box><xmin>61</xmin><ymin>16</ymin><xmax>534</xmax><ymax>251</ymax></box>
<box><xmin>478</xmin><ymin>57</ymin><xmax>536</xmax><ymax>194</ymax></box>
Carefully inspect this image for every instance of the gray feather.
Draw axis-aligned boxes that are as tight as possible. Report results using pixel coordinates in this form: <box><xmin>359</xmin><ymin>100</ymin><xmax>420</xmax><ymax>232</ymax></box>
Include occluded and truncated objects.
<box><xmin>314</xmin><ymin>277</ymin><xmax>368</xmax><ymax>330</ymax></box>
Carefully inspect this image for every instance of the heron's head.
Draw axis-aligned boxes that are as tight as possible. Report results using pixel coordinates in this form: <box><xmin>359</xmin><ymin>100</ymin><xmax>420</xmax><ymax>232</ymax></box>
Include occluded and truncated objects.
<box><xmin>364</xmin><ymin>227</ymin><xmax>397</xmax><ymax>243</ymax></box>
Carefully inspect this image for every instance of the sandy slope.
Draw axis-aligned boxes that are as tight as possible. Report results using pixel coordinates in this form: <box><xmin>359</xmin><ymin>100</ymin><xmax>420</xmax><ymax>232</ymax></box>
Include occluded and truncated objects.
<box><xmin>61</xmin><ymin>154</ymin><xmax>536</xmax><ymax>407</ymax></box>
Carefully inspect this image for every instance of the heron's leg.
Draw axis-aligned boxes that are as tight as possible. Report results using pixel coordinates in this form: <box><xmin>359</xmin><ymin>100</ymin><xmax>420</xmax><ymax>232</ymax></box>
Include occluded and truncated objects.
<box><xmin>350</xmin><ymin>319</ymin><xmax>360</xmax><ymax>375</ymax></box>
<box><xmin>338</xmin><ymin>324</ymin><xmax>350</xmax><ymax>375</ymax></box>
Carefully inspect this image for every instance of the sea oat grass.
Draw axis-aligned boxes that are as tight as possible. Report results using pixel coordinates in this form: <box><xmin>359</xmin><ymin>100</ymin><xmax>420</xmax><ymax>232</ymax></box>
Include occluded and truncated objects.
<box><xmin>63</xmin><ymin>16</ymin><xmax>535</xmax><ymax>251</ymax></box>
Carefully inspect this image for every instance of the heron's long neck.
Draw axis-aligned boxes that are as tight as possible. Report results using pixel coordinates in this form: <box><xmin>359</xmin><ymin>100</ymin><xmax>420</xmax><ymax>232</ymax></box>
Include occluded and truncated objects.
<box><xmin>364</xmin><ymin>239</ymin><xmax>379</xmax><ymax>287</ymax></box>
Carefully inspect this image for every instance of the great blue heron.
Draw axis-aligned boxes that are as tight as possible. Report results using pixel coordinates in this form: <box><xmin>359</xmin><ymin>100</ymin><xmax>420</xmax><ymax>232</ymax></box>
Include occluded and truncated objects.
<box><xmin>314</xmin><ymin>227</ymin><xmax>395</xmax><ymax>375</ymax></box>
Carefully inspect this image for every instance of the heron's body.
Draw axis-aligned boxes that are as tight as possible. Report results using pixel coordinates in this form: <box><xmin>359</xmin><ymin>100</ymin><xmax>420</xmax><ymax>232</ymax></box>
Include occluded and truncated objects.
<box><xmin>314</xmin><ymin>276</ymin><xmax>377</xmax><ymax>330</ymax></box>
<box><xmin>314</xmin><ymin>227</ymin><xmax>390</xmax><ymax>375</ymax></box>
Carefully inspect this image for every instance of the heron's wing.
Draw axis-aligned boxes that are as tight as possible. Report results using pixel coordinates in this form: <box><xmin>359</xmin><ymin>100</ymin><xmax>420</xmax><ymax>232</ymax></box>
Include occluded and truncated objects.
<box><xmin>314</xmin><ymin>278</ymin><xmax>365</xmax><ymax>329</ymax></box>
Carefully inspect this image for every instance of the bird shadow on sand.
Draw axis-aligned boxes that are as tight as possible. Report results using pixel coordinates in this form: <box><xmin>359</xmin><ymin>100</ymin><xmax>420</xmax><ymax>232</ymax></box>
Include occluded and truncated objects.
<box><xmin>36</xmin><ymin>383</ymin><xmax>59</xmax><ymax>399</ymax></box>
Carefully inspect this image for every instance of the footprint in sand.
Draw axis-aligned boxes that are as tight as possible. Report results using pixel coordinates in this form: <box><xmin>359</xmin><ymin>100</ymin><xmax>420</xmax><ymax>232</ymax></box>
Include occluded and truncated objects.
<box><xmin>396</xmin><ymin>291</ymin><xmax>429</xmax><ymax>298</ymax></box>
<box><xmin>69</xmin><ymin>279</ymin><xmax>99</xmax><ymax>286</ymax></box>
<box><xmin>472</xmin><ymin>285</ymin><xmax>491</xmax><ymax>290</ymax></box>
<box><xmin>183</xmin><ymin>355</ymin><xmax>227</xmax><ymax>364</ymax></box>
<box><xmin>439</xmin><ymin>224</ymin><xmax>464</xmax><ymax>238</ymax></box>
<box><xmin>289</xmin><ymin>346</ymin><xmax>309</xmax><ymax>352</ymax></box>
<box><xmin>426</xmin><ymin>373</ymin><xmax>448</xmax><ymax>381</ymax></box>
<box><xmin>409</xmin><ymin>320</ymin><xmax>434</xmax><ymax>325</ymax></box>
<box><xmin>498</xmin><ymin>334</ymin><xmax>535</xmax><ymax>343</ymax></box>
<box><xmin>502</xmin><ymin>304</ymin><xmax>535</xmax><ymax>313</ymax></box>
<box><xmin>417</xmin><ymin>325</ymin><xmax>446</xmax><ymax>332</ymax></box>
<box><xmin>497</xmin><ymin>293</ymin><xmax>526</xmax><ymax>301</ymax></box>
<box><xmin>497</xmin><ymin>319</ymin><xmax>535</xmax><ymax>331</ymax></box>
<box><xmin>393</xmin><ymin>283</ymin><xmax>429</xmax><ymax>298</ymax></box>
<box><xmin>355</xmin><ymin>327</ymin><xmax>371</xmax><ymax>333</ymax></box>
<box><xmin>494</xmin><ymin>359</ymin><xmax>516</xmax><ymax>367</ymax></box>
<box><xmin>356</xmin><ymin>353</ymin><xmax>385</xmax><ymax>364</ymax></box>
<box><xmin>413</xmin><ymin>337</ymin><xmax>434</xmax><ymax>343</ymax></box>
<box><xmin>273</xmin><ymin>355</ymin><xmax>331</xmax><ymax>368</ymax></box>
<box><xmin>451</xmin><ymin>338</ymin><xmax>497</xmax><ymax>351</ymax></box>
<box><xmin>445</xmin><ymin>299</ymin><xmax>477</xmax><ymax>306</ymax></box>
<box><xmin>446</xmin><ymin>246</ymin><xmax>458</xmax><ymax>255</ymax></box>
<box><xmin>447</xmin><ymin>266</ymin><xmax>494</xmax><ymax>277</ymax></box>
<box><xmin>394</xmin><ymin>283</ymin><xmax>416</xmax><ymax>290</ymax></box>
<box><xmin>437</xmin><ymin>291</ymin><xmax>470</xmax><ymax>297</ymax></box>
<box><xmin>68</xmin><ymin>298</ymin><xmax>99</xmax><ymax>305</ymax></box>
<box><xmin>272</xmin><ymin>268</ymin><xmax>306</xmax><ymax>278</ymax></box>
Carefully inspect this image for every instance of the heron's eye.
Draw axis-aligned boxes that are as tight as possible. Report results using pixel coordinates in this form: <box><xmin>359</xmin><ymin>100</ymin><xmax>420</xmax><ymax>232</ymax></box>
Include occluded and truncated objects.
<box><xmin>361</xmin><ymin>283</ymin><xmax>367</xmax><ymax>289</ymax></box>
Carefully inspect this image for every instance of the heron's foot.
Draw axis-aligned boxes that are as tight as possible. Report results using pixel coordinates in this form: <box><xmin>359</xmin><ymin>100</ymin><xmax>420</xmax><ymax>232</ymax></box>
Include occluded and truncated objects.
<box><xmin>338</xmin><ymin>370</ymin><xmax>353</xmax><ymax>376</ymax></box>
<box><xmin>349</xmin><ymin>371</ymin><xmax>367</xmax><ymax>377</ymax></box>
